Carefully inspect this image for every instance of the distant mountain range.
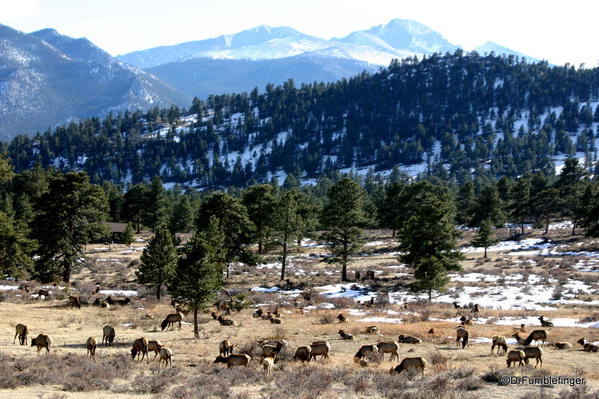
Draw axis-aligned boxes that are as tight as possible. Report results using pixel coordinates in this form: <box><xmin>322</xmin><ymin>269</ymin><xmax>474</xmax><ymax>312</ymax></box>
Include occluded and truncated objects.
<box><xmin>117</xmin><ymin>20</ymin><xmax>459</xmax><ymax>68</ymax></box>
<box><xmin>118</xmin><ymin>19</ymin><xmax>537</xmax><ymax>98</ymax></box>
<box><xmin>0</xmin><ymin>24</ymin><xmax>190</xmax><ymax>140</ymax></box>
<box><xmin>0</xmin><ymin>19</ymin><xmax>539</xmax><ymax>140</ymax></box>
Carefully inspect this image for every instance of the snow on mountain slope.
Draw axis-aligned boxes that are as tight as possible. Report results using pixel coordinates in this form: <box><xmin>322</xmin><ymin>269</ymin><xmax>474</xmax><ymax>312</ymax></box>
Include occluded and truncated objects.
<box><xmin>118</xmin><ymin>19</ymin><xmax>536</xmax><ymax>72</ymax></box>
<box><xmin>0</xmin><ymin>24</ymin><xmax>190</xmax><ymax>140</ymax></box>
<box><xmin>475</xmin><ymin>41</ymin><xmax>539</xmax><ymax>62</ymax></box>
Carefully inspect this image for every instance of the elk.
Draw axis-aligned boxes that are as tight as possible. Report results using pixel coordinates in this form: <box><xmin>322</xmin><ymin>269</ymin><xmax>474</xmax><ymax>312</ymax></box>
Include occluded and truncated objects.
<box><xmin>13</xmin><ymin>324</ymin><xmax>28</xmax><ymax>345</ymax></box>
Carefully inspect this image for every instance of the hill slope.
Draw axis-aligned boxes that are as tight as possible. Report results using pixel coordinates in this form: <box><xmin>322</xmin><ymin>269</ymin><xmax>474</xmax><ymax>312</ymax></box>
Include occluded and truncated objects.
<box><xmin>5</xmin><ymin>52</ymin><xmax>598</xmax><ymax>188</ymax></box>
<box><xmin>0</xmin><ymin>24</ymin><xmax>190</xmax><ymax>140</ymax></box>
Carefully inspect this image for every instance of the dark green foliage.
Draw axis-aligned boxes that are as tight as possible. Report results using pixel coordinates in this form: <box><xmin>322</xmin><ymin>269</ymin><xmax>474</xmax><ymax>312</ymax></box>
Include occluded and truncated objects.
<box><xmin>137</xmin><ymin>225</ymin><xmax>177</xmax><ymax>300</ymax></box>
<box><xmin>0</xmin><ymin>211</ymin><xmax>35</xmax><ymax>279</ymax></box>
<box><xmin>195</xmin><ymin>192</ymin><xmax>256</xmax><ymax>278</ymax></box>
<box><xmin>123</xmin><ymin>184</ymin><xmax>149</xmax><ymax>232</ymax></box>
<box><xmin>320</xmin><ymin>178</ymin><xmax>370</xmax><ymax>281</ymax></box>
<box><xmin>378</xmin><ymin>182</ymin><xmax>405</xmax><ymax>236</ymax></box>
<box><xmin>271</xmin><ymin>190</ymin><xmax>304</xmax><ymax>280</ymax></box>
<box><xmin>397</xmin><ymin>187</ymin><xmax>462</xmax><ymax>299</ymax></box>
<box><xmin>555</xmin><ymin>158</ymin><xmax>585</xmax><ymax>233</ymax></box>
<box><xmin>6</xmin><ymin>53</ymin><xmax>599</xmax><ymax>189</ymax></box>
<box><xmin>469</xmin><ymin>185</ymin><xmax>506</xmax><ymax>227</ymax></box>
<box><xmin>169</xmin><ymin>217</ymin><xmax>225</xmax><ymax>338</ymax></box>
<box><xmin>169</xmin><ymin>195</ymin><xmax>193</xmax><ymax>234</ymax></box>
<box><xmin>121</xmin><ymin>223</ymin><xmax>134</xmax><ymax>248</ymax></box>
<box><xmin>144</xmin><ymin>176</ymin><xmax>170</xmax><ymax>231</ymax></box>
<box><xmin>32</xmin><ymin>171</ymin><xmax>109</xmax><ymax>283</ymax></box>
<box><xmin>242</xmin><ymin>184</ymin><xmax>277</xmax><ymax>253</ymax></box>
<box><xmin>470</xmin><ymin>219</ymin><xmax>498</xmax><ymax>258</ymax></box>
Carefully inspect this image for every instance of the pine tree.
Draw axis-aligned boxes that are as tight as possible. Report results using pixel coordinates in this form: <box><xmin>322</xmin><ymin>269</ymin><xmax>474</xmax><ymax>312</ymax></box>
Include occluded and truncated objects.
<box><xmin>470</xmin><ymin>219</ymin><xmax>498</xmax><ymax>258</ymax></box>
<box><xmin>321</xmin><ymin>178</ymin><xmax>369</xmax><ymax>281</ymax></box>
<box><xmin>123</xmin><ymin>184</ymin><xmax>149</xmax><ymax>232</ymax></box>
<box><xmin>0</xmin><ymin>211</ymin><xmax>35</xmax><ymax>279</ymax></box>
<box><xmin>144</xmin><ymin>176</ymin><xmax>170</xmax><ymax>231</ymax></box>
<box><xmin>137</xmin><ymin>225</ymin><xmax>177</xmax><ymax>300</ymax></box>
<box><xmin>242</xmin><ymin>184</ymin><xmax>277</xmax><ymax>253</ymax></box>
<box><xmin>554</xmin><ymin>158</ymin><xmax>585</xmax><ymax>234</ymax></box>
<box><xmin>379</xmin><ymin>182</ymin><xmax>405</xmax><ymax>237</ymax></box>
<box><xmin>576</xmin><ymin>183</ymin><xmax>595</xmax><ymax>234</ymax></box>
<box><xmin>509</xmin><ymin>176</ymin><xmax>531</xmax><ymax>234</ymax></box>
<box><xmin>469</xmin><ymin>185</ymin><xmax>506</xmax><ymax>227</ymax></box>
<box><xmin>32</xmin><ymin>172</ymin><xmax>108</xmax><ymax>283</ymax></box>
<box><xmin>169</xmin><ymin>217</ymin><xmax>224</xmax><ymax>338</ymax></box>
<box><xmin>456</xmin><ymin>180</ymin><xmax>475</xmax><ymax>225</ymax></box>
<box><xmin>169</xmin><ymin>195</ymin><xmax>193</xmax><ymax>234</ymax></box>
<box><xmin>397</xmin><ymin>192</ymin><xmax>462</xmax><ymax>300</ymax></box>
<box><xmin>195</xmin><ymin>192</ymin><xmax>256</xmax><ymax>278</ymax></box>
<box><xmin>271</xmin><ymin>190</ymin><xmax>304</xmax><ymax>280</ymax></box>
<box><xmin>122</xmin><ymin>223</ymin><xmax>135</xmax><ymax>249</ymax></box>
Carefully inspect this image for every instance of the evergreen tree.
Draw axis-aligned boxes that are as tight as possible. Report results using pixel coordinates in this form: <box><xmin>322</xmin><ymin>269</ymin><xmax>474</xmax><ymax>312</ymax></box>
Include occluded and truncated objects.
<box><xmin>534</xmin><ymin>187</ymin><xmax>561</xmax><ymax>233</ymax></box>
<box><xmin>195</xmin><ymin>192</ymin><xmax>256</xmax><ymax>278</ymax></box>
<box><xmin>242</xmin><ymin>184</ymin><xmax>277</xmax><ymax>253</ymax></box>
<box><xmin>554</xmin><ymin>158</ymin><xmax>585</xmax><ymax>234</ymax></box>
<box><xmin>144</xmin><ymin>176</ymin><xmax>170</xmax><ymax>231</ymax></box>
<box><xmin>456</xmin><ymin>180</ymin><xmax>475</xmax><ymax>225</ymax></box>
<box><xmin>32</xmin><ymin>172</ymin><xmax>108</xmax><ymax>283</ymax></box>
<box><xmin>0</xmin><ymin>211</ymin><xmax>35</xmax><ymax>279</ymax></box>
<box><xmin>271</xmin><ymin>190</ymin><xmax>304</xmax><ymax>280</ymax></box>
<box><xmin>169</xmin><ymin>195</ymin><xmax>193</xmax><ymax>234</ymax></box>
<box><xmin>379</xmin><ymin>182</ymin><xmax>405</xmax><ymax>237</ymax></box>
<box><xmin>397</xmin><ymin>192</ymin><xmax>462</xmax><ymax>300</ymax></box>
<box><xmin>169</xmin><ymin>217</ymin><xmax>225</xmax><ymax>338</ymax></box>
<box><xmin>320</xmin><ymin>178</ymin><xmax>369</xmax><ymax>281</ymax></box>
<box><xmin>509</xmin><ymin>176</ymin><xmax>531</xmax><ymax>234</ymax></box>
<box><xmin>580</xmin><ymin>183</ymin><xmax>599</xmax><ymax>236</ymax></box>
<box><xmin>137</xmin><ymin>225</ymin><xmax>177</xmax><ymax>300</ymax></box>
<box><xmin>122</xmin><ymin>223</ymin><xmax>135</xmax><ymax>249</ymax></box>
<box><xmin>469</xmin><ymin>185</ymin><xmax>506</xmax><ymax>227</ymax></box>
<box><xmin>470</xmin><ymin>219</ymin><xmax>498</xmax><ymax>258</ymax></box>
<box><xmin>123</xmin><ymin>184</ymin><xmax>149</xmax><ymax>232</ymax></box>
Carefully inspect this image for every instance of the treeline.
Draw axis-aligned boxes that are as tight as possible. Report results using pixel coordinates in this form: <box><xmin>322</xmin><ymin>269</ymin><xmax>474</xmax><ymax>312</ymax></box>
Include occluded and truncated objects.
<box><xmin>4</xmin><ymin>52</ymin><xmax>599</xmax><ymax>188</ymax></box>
<box><xmin>3</xmin><ymin>154</ymin><xmax>599</xmax><ymax>295</ymax></box>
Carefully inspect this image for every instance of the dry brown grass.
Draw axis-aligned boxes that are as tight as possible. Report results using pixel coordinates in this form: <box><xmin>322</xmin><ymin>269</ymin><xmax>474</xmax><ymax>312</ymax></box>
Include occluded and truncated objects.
<box><xmin>1</xmin><ymin>229</ymin><xmax>599</xmax><ymax>398</ymax></box>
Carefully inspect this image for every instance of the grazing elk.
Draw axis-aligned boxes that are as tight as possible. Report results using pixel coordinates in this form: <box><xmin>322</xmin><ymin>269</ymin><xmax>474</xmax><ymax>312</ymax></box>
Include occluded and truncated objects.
<box><xmin>86</xmin><ymin>337</ymin><xmax>97</xmax><ymax>360</ymax></box>
<box><xmin>455</xmin><ymin>327</ymin><xmax>469</xmax><ymax>348</ymax></box>
<box><xmin>491</xmin><ymin>336</ymin><xmax>508</xmax><ymax>355</ymax></box>
<box><xmin>31</xmin><ymin>334</ymin><xmax>52</xmax><ymax>354</ymax></box>
<box><xmin>102</xmin><ymin>325</ymin><xmax>115</xmax><ymax>346</ymax></box>
<box><xmin>390</xmin><ymin>357</ymin><xmax>427</xmax><ymax>375</ymax></box>
<box><xmin>161</xmin><ymin>312</ymin><xmax>183</xmax><ymax>331</ymax></box>
<box><xmin>68</xmin><ymin>295</ymin><xmax>81</xmax><ymax>308</ymax></box>
<box><xmin>13</xmin><ymin>324</ymin><xmax>28</xmax><ymax>345</ymax></box>
<box><xmin>131</xmin><ymin>337</ymin><xmax>149</xmax><ymax>362</ymax></box>
<box><xmin>214</xmin><ymin>354</ymin><xmax>251</xmax><ymax>368</ymax></box>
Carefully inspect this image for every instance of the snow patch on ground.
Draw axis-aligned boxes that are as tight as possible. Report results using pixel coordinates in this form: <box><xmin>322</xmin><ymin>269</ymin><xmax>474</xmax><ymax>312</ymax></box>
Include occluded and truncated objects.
<box><xmin>98</xmin><ymin>289</ymin><xmax>138</xmax><ymax>297</ymax></box>
<box><xmin>461</xmin><ymin>238</ymin><xmax>548</xmax><ymax>254</ymax></box>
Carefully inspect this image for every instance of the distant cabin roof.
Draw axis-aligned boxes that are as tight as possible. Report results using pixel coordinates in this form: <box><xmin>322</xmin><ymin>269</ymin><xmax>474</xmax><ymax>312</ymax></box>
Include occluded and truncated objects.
<box><xmin>101</xmin><ymin>222</ymin><xmax>127</xmax><ymax>233</ymax></box>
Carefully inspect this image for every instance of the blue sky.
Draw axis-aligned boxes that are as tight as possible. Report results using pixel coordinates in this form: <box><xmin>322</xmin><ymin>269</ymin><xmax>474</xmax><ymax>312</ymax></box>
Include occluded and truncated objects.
<box><xmin>2</xmin><ymin>0</ymin><xmax>598</xmax><ymax>66</ymax></box>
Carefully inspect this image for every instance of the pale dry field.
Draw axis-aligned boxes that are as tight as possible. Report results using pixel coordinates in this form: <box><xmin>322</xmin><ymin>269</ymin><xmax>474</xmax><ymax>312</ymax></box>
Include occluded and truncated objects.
<box><xmin>1</xmin><ymin>227</ymin><xmax>599</xmax><ymax>399</ymax></box>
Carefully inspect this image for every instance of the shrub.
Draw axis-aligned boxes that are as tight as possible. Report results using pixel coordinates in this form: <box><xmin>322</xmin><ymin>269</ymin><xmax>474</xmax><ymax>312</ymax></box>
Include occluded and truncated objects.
<box><xmin>319</xmin><ymin>313</ymin><xmax>335</xmax><ymax>324</ymax></box>
<box><xmin>230</xmin><ymin>294</ymin><xmax>250</xmax><ymax>311</ymax></box>
<box><xmin>481</xmin><ymin>366</ymin><xmax>512</xmax><ymax>384</ymax></box>
<box><xmin>275</xmin><ymin>366</ymin><xmax>335</xmax><ymax>398</ymax></box>
<box><xmin>455</xmin><ymin>377</ymin><xmax>484</xmax><ymax>391</ymax></box>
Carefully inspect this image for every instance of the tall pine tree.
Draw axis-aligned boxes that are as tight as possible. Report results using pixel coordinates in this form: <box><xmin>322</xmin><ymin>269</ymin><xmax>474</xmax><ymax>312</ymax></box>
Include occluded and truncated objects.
<box><xmin>137</xmin><ymin>225</ymin><xmax>177</xmax><ymax>300</ymax></box>
<box><xmin>169</xmin><ymin>217</ymin><xmax>225</xmax><ymax>338</ymax></box>
<box><xmin>321</xmin><ymin>178</ymin><xmax>369</xmax><ymax>282</ymax></box>
<box><xmin>397</xmin><ymin>191</ymin><xmax>462</xmax><ymax>300</ymax></box>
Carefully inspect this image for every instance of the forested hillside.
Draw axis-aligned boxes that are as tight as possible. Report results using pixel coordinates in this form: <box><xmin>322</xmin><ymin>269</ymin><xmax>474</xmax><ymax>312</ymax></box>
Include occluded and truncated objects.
<box><xmin>4</xmin><ymin>51</ymin><xmax>599</xmax><ymax>189</ymax></box>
